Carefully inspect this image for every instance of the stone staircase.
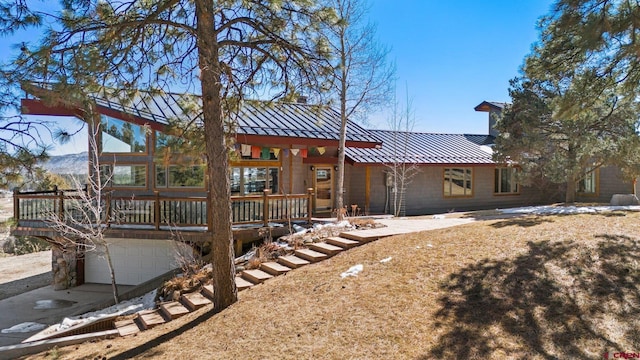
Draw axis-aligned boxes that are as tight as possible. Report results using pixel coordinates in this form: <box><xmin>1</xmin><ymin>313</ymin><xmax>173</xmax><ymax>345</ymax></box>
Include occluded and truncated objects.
<box><xmin>115</xmin><ymin>232</ymin><xmax>381</xmax><ymax>337</ymax></box>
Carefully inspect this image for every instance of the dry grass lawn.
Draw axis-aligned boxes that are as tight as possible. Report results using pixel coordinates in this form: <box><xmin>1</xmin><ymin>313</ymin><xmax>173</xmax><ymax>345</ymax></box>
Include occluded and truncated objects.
<box><xmin>23</xmin><ymin>212</ymin><xmax>640</xmax><ymax>359</ymax></box>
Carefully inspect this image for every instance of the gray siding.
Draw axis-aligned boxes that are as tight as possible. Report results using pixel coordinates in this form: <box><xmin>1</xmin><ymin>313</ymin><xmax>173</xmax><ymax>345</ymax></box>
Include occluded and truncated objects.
<box><xmin>576</xmin><ymin>166</ymin><xmax>633</xmax><ymax>203</ymax></box>
<box><xmin>348</xmin><ymin>165</ymin><xmax>551</xmax><ymax>215</ymax></box>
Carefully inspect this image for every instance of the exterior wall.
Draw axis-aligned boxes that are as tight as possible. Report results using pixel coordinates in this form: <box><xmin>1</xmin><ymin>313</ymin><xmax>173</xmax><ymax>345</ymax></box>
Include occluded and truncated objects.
<box><xmin>84</xmin><ymin>238</ymin><xmax>191</xmax><ymax>285</ymax></box>
<box><xmin>349</xmin><ymin>165</ymin><xmax>552</xmax><ymax>215</ymax></box>
<box><xmin>576</xmin><ymin>166</ymin><xmax>634</xmax><ymax>203</ymax></box>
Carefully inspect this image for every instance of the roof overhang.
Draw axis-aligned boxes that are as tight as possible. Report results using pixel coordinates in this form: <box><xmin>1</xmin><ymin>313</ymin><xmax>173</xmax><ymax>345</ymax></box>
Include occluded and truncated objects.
<box><xmin>474</xmin><ymin>101</ymin><xmax>504</xmax><ymax>112</ymax></box>
<box><xmin>234</xmin><ymin>133</ymin><xmax>382</xmax><ymax>148</ymax></box>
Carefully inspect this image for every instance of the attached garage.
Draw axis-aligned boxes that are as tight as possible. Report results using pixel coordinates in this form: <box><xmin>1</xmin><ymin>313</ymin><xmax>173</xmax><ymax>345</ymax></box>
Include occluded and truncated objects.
<box><xmin>84</xmin><ymin>238</ymin><xmax>191</xmax><ymax>285</ymax></box>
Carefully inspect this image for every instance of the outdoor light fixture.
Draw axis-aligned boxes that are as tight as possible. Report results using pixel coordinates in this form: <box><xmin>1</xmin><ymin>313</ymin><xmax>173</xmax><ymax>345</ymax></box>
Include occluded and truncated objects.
<box><xmin>310</xmin><ymin>165</ymin><xmax>315</xmax><ymax>171</ymax></box>
<box><xmin>334</xmin><ymin>166</ymin><xmax>339</xmax><ymax>171</ymax></box>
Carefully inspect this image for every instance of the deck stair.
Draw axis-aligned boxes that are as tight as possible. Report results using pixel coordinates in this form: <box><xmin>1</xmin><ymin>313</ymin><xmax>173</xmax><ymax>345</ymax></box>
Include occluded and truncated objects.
<box><xmin>294</xmin><ymin>248</ymin><xmax>328</xmax><ymax>262</ymax></box>
<box><xmin>160</xmin><ymin>301</ymin><xmax>191</xmax><ymax>320</ymax></box>
<box><xmin>242</xmin><ymin>269</ymin><xmax>273</xmax><ymax>284</ymax></box>
<box><xmin>277</xmin><ymin>255</ymin><xmax>311</xmax><ymax>268</ymax></box>
<box><xmin>137</xmin><ymin>309</ymin><xmax>168</xmax><ymax>330</ymax></box>
<box><xmin>181</xmin><ymin>291</ymin><xmax>212</xmax><ymax>311</ymax></box>
<box><xmin>308</xmin><ymin>242</ymin><xmax>343</xmax><ymax>256</ymax></box>
<box><xmin>326</xmin><ymin>236</ymin><xmax>360</xmax><ymax>249</ymax></box>
<box><xmin>260</xmin><ymin>261</ymin><xmax>292</xmax><ymax>276</ymax></box>
<box><xmin>235</xmin><ymin>276</ymin><xmax>255</xmax><ymax>290</ymax></box>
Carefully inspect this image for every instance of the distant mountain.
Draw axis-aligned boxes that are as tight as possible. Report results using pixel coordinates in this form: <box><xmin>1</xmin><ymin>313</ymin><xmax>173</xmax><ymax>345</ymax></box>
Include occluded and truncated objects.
<box><xmin>41</xmin><ymin>152</ymin><xmax>88</xmax><ymax>175</ymax></box>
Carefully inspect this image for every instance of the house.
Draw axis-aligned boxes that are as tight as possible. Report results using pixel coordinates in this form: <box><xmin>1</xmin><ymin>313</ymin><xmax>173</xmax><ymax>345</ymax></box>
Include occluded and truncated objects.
<box><xmin>14</xmin><ymin>88</ymin><xmax>633</xmax><ymax>289</ymax></box>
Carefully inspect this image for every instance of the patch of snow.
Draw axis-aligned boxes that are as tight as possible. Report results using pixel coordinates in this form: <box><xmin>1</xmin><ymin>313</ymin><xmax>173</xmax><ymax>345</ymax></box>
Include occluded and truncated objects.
<box><xmin>56</xmin><ymin>289</ymin><xmax>157</xmax><ymax>332</ymax></box>
<box><xmin>340</xmin><ymin>264</ymin><xmax>363</xmax><ymax>278</ymax></box>
<box><xmin>416</xmin><ymin>246</ymin><xmax>421</xmax><ymax>249</ymax></box>
<box><xmin>426</xmin><ymin>244</ymin><xmax>434</xmax><ymax>248</ymax></box>
<box><xmin>1</xmin><ymin>322</ymin><xmax>47</xmax><ymax>334</ymax></box>
<box><xmin>314</xmin><ymin>220</ymin><xmax>352</xmax><ymax>230</ymax></box>
<box><xmin>500</xmin><ymin>205</ymin><xmax>640</xmax><ymax>215</ymax></box>
<box><xmin>380</xmin><ymin>257</ymin><xmax>392</xmax><ymax>263</ymax></box>
<box><xmin>480</xmin><ymin>145</ymin><xmax>493</xmax><ymax>154</ymax></box>
<box><xmin>432</xmin><ymin>215</ymin><xmax>446</xmax><ymax>219</ymax></box>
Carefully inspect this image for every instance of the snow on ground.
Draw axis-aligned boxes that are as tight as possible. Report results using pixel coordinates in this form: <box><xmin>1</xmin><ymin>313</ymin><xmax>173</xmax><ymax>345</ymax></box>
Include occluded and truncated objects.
<box><xmin>1</xmin><ymin>322</ymin><xmax>46</xmax><ymax>334</ymax></box>
<box><xmin>55</xmin><ymin>289</ymin><xmax>157</xmax><ymax>331</ymax></box>
<box><xmin>340</xmin><ymin>264</ymin><xmax>363</xmax><ymax>278</ymax></box>
<box><xmin>500</xmin><ymin>205</ymin><xmax>640</xmax><ymax>215</ymax></box>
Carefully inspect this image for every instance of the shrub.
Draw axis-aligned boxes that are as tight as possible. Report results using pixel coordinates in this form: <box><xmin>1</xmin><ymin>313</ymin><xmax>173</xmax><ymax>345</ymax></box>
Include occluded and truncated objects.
<box><xmin>2</xmin><ymin>236</ymin><xmax>51</xmax><ymax>255</ymax></box>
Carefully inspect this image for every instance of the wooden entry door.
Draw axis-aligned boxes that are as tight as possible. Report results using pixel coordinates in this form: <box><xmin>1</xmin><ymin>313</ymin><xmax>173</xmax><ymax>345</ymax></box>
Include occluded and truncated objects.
<box><xmin>315</xmin><ymin>166</ymin><xmax>333</xmax><ymax>213</ymax></box>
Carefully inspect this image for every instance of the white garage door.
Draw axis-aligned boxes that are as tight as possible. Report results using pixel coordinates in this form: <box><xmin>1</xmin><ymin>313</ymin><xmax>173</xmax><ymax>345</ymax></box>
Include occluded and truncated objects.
<box><xmin>84</xmin><ymin>238</ymin><xmax>191</xmax><ymax>285</ymax></box>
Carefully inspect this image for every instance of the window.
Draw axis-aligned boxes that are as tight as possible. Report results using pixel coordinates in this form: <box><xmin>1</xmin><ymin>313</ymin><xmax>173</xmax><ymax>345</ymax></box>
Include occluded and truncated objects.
<box><xmin>444</xmin><ymin>167</ymin><xmax>473</xmax><ymax>197</ymax></box>
<box><xmin>156</xmin><ymin>165</ymin><xmax>205</xmax><ymax>188</ymax></box>
<box><xmin>577</xmin><ymin>169</ymin><xmax>597</xmax><ymax>194</ymax></box>
<box><xmin>101</xmin><ymin>165</ymin><xmax>147</xmax><ymax>187</ymax></box>
<box><xmin>155</xmin><ymin>132</ymin><xmax>186</xmax><ymax>154</ymax></box>
<box><xmin>494</xmin><ymin>167</ymin><xmax>519</xmax><ymax>194</ymax></box>
<box><xmin>230</xmin><ymin>167</ymin><xmax>279</xmax><ymax>195</ymax></box>
<box><xmin>100</xmin><ymin>115</ymin><xmax>147</xmax><ymax>153</ymax></box>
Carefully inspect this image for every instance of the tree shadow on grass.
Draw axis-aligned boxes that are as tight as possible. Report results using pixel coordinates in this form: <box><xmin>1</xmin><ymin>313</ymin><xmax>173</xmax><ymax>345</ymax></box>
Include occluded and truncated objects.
<box><xmin>490</xmin><ymin>216</ymin><xmax>555</xmax><ymax>228</ymax></box>
<box><xmin>422</xmin><ymin>235</ymin><xmax>640</xmax><ymax>359</ymax></box>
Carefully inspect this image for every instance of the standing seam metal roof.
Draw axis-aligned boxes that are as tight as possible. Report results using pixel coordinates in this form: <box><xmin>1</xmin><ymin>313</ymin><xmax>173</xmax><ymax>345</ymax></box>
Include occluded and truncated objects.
<box><xmin>91</xmin><ymin>92</ymin><xmax>380</xmax><ymax>145</ymax></box>
<box><xmin>345</xmin><ymin>130</ymin><xmax>495</xmax><ymax>165</ymax></box>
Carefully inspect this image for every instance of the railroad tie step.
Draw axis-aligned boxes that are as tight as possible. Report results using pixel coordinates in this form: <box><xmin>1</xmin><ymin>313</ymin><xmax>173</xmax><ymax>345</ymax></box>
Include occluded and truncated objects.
<box><xmin>338</xmin><ymin>231</ymin><xmax>378</xmax><ymax>243</ymax></box>
<box><xmin>308</xmin><ymin>242</ymin><xmax>343</xmax><ymax>256</ymax></box>
<box><xmin>181</xmin><ymin>291</ymin><xmax>213</xmax><ymax>311</ymax></box>
<box><xmin>202</xmin><ymin>284</ymin><xmax>214</xmax><ymax>299</ymax></box>
<box><xmin>260</xmin><ymin>261</ymin><xmax>292</xmax><ymax>276</ymax></box>
<box><xmin>278</xmin><ymin>255</ymin><xmax>311</xmax><ymax>269</ymax></box>
<box><xmin>294</xmin><ymin>248</ymin><xmax>328</xmax><ymax>263</ymax></box>
<box><xmin>326</xmin><ymin>236</ymin><xmax>360</xmax><ymax>249</ymax></box>
<box><xmin>114</xmin><ymin>319</ymin><xmax>142</xmax><ymax>337</ymax></box>
<box><xmin>160</xmin><ymin>301</ymin><xmax>190</xmax><ymax>320</ymax></box>
<box><xmin>137</xmin><ymin>309</ymin><xmax>168</xmax><ymax>330</ymax></box>
<box><xmin>242</xmin><ymin>269</ymin><xmax>274</xmax><ymax>284</ymax></box>
<box><xmin>235</xmin><ymin>276</ymin><xmax>255</xmax><ymax>291</ymax></box>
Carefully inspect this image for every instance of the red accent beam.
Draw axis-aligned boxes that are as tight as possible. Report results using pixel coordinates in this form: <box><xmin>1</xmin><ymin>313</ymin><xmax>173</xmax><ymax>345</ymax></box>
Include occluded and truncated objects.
<box><xmin>234</xmin><ymin>133</ymin><xmax>381</xmax><ymax>149</ymax></box>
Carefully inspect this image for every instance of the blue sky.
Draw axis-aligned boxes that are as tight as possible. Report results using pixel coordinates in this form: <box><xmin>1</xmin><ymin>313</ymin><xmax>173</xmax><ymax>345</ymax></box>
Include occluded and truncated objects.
<box><xmin>366</xmin><ymin>0</ymin><xmax>554</xmax><ymax>133</ymax></box>
<box><xmin>1</xmin><ymin>0</ymin><xmax>555</xmax><ymax>155</ymax></box>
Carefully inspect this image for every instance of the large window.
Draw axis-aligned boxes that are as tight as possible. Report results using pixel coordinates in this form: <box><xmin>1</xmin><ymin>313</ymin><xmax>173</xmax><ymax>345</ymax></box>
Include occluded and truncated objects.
<box><xmin>230</xmin><ymin>167</ymin><xmax>279</xmax><ymax>195</ymax></box>
<box><xmin>494</xmin><ymin>167</ymin><xmax>519</xmax><ymax>194</ymax></box>
<box><xmin>577</xmin><ymin>169</ymin><xmax>598</xmax><ymax>194</ymax></box>
<box><xmin>156</xmin><ymin>165</ymin><xmax>205</xmax><ymax>188</ymax></box>
<box><xmin>100</xmin><ymin>115</ymin><xmax>147</xmax><ymax>153</ymax></box>
<box><xmin>101</xmin><ymin>165</ymin><xmax>147</xmax><ymax>187</ymax></box>
<box><xmin>444</xmin><ymin>167</ymin><xmax>473</xmax><ymax>197</ymax></box>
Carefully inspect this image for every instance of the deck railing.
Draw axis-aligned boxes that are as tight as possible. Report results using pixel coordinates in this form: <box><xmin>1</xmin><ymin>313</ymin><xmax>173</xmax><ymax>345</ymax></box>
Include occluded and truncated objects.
<box><xmin>13</xmin><ymin>188</ymin><xmax>314</xmax><ymax>231</ymax></box>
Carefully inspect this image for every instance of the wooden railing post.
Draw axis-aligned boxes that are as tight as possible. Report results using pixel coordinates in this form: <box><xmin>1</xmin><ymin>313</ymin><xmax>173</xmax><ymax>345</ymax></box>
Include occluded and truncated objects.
<box><xmin>154</xmin><ymin>191</ymin><xmax>160</xmax><ymax>230</ymax></box>
<box><xmin>262</xmin><ymin>189</ymin><xmax>271</xmax><ymax>227</ymax></box>
<box><xmin>13</xmin><ymin>188</ymin><xmax>19</xmax><ymax>224</ymax></box>
<box><xmin>307</xmin><ymin>188</ymin><xmax>314</xmax><ymax>224</ymax></box>
<box><xmin>57</xmin><ymin>187</ymin><xmax>64</xmax><ymax>222</ymax></box>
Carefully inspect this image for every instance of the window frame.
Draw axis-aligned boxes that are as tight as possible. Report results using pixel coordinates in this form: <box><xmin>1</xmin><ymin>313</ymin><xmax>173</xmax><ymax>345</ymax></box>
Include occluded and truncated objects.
<box><xmin>577</xmin><ymin>168</ymin><xmax>599</xmax><ymax>196</ymax></box>
<box><xmin>230</xmin><ymin>165</ymin><xmax>280</xmax><ymax>196</ymax></box>
<box><xmin>100</xmin><ymin>163</ymin><xmax>148</xmax><ymax>189</ymax></box>
<box><xmin>443</xmin><ymin>167</ymin><xmax>473</xmax><ymax>198</ymax></box>
<box><xmin>155</xmin><ymin>164</ymin><xmax>206</xmax><ymax>190</ymax></box>
<box><xmin>99</xmin><ymin>115</ymin><xmax>149</xmax><ymax>155</ymax></box>
<box><xmin>494</xmin><ymin>167</ymin><xmax>520</xmax><ymax>195</ymax></box>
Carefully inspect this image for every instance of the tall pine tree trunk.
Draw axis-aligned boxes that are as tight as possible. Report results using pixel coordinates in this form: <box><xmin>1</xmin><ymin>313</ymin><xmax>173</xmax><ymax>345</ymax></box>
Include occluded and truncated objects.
<box><xmin>195</xmin><ymin>0</ymin><xmax>237</xmax><ymax>312</ymax></box>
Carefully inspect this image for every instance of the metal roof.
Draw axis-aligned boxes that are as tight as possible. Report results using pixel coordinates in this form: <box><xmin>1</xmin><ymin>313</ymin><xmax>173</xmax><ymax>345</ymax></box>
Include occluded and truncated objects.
<box><xmin>91</xmin><ymin>91</ymin><xmax>380</xmax><ymax>146</ymax></box>
<box><xmin>345</xmin><ymin>130</ymin><xmax>495</xmax><ymax>165</ymax></box>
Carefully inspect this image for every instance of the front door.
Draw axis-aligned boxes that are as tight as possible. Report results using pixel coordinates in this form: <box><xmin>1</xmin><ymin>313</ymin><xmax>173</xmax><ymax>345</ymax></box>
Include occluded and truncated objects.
<box><xmin>314</xmin><ymin>166</ymin><xmax>333</xmax><ymax>213</ymax></box>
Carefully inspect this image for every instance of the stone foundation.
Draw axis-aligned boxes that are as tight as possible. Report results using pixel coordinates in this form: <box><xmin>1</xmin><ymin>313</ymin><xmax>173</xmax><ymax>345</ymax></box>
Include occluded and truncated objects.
<box><xmin>51</xmin><ymin>243</ymin><xmax>78</xmax><ymax>290</ymax></box>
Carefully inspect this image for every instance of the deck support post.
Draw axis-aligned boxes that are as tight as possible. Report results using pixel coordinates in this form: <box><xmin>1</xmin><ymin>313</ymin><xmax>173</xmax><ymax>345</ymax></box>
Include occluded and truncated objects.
<box><xmin>13</xmin><ymin>188</ymin><xmax>19</xmax><ymax>224</ymax></box>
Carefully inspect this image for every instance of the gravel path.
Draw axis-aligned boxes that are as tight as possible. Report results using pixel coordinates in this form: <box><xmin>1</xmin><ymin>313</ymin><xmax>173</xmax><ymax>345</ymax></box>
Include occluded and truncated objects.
<box><xmin>0</xmin><ymin>251</ymin><xmax>52</xmax><ymax>301</ymax></box>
